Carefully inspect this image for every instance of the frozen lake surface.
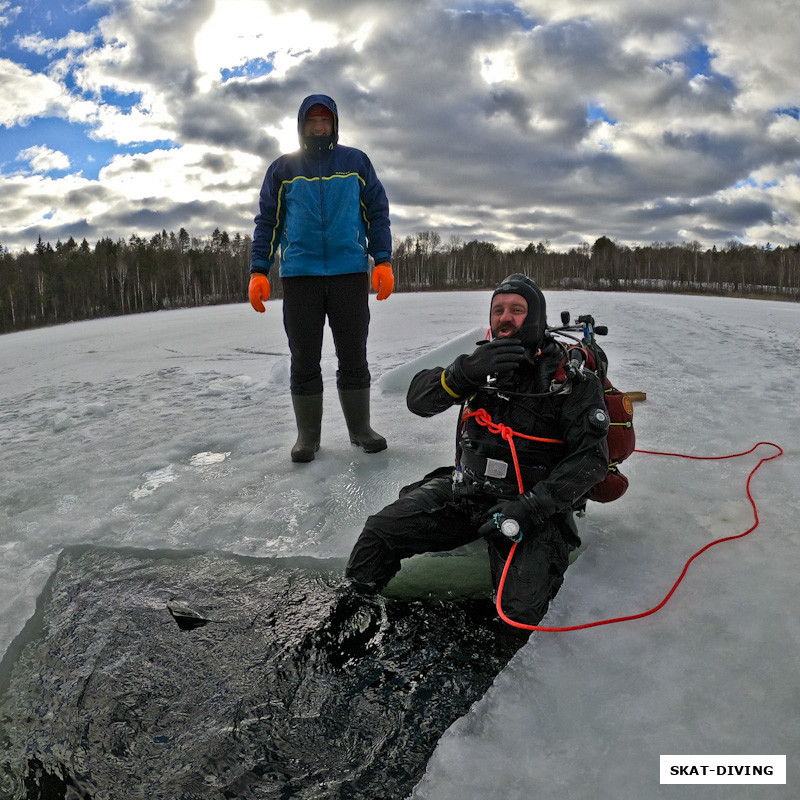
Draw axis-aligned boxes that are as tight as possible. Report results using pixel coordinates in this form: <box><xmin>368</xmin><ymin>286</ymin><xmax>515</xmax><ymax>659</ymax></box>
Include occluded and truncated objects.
<box><xmin>0</xmin><ymin>290</ymin><xmax>797</xmax><ymax>797</ymax></box>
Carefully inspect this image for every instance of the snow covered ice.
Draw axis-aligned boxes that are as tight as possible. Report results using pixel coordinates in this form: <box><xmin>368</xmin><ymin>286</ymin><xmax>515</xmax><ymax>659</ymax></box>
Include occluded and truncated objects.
<box><xmin>1</xmin><ymin>290</ymin><xmax>798</xmax><ymax>798</ymax></box>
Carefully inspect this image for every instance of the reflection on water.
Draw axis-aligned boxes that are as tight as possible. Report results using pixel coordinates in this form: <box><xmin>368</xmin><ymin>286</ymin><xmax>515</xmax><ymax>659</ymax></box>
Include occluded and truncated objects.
<box><xmin>0</xmin><ymin>546</ymin><xmax>522</xmax><ymax>800</ymax></box>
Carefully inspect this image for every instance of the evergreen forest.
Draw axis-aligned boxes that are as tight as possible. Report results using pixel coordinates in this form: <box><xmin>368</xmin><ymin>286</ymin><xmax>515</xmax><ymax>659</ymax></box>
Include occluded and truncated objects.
<box><xmin>1</xmin><ymin>227</ymin><xmax>799</xmax><ymax>334</ymax></box>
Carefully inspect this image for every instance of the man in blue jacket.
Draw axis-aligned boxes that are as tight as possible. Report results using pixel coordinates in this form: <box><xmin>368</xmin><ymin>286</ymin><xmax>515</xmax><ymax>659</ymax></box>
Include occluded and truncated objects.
<box><xmin>249</xmin><ymin>94</ymin><xmax>394</xmax><ymax>462</ymax></box>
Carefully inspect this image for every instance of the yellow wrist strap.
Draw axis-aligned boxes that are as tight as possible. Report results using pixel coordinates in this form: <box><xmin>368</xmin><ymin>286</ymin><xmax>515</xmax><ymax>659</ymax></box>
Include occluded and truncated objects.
<box><xmin>440</xmin><ymin>370</ymin><xmax>462</xmax><ymax>399</ymax></box>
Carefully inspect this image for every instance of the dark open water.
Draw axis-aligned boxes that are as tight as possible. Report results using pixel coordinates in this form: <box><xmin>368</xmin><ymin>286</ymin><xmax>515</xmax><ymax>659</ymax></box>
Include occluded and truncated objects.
<box><xmin>0</xmin><ymin>546</ymin><xmax>522</xmax><ymax>800</ymax></box>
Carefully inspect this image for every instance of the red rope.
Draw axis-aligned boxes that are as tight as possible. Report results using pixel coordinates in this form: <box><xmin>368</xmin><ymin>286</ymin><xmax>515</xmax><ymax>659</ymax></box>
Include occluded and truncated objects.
<box><xmin>495</xmin><ymin>441</ymin><xmax>784</xmax><ymax>632</ymax></box>
<box><xmin>462</xmin><ymin>407</ymin><xmax>563</xmax><ymax>492</ymax></box>
<box><xmin>462</xmin><ymin>408</ymin><xmax>564</xmax><ymax>446</ymax></box>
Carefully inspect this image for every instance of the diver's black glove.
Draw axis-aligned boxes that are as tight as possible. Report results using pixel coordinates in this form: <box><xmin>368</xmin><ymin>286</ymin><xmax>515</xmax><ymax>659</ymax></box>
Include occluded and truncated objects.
<box><xmin>478</xmin><ymin>493</ymin><xmax>545</xmax><ymax>542</ymax></box>
<box><xmin>446</xmin><ymin>338</ymin><xmax>525</xmax><ymax>394</ymax></box>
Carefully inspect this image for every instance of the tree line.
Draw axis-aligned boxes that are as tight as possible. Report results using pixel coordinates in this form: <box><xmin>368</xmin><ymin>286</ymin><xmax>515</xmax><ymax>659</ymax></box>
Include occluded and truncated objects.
<box><xmin>392</xmin><ymin>232</ymin><xmax>800</xmax><ymax>299</ymax></box>
<box><xmin>1</xmin><ymin>228</ymin><xmax>799</xmax><ymax>334</ymax></box>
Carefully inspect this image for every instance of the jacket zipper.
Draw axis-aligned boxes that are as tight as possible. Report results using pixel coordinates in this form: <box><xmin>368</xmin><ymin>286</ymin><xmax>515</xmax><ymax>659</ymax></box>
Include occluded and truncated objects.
<box><xmin>317</xmin><ymin>150</ymin><xmax>328</xmax><ymax>274</ymax></box>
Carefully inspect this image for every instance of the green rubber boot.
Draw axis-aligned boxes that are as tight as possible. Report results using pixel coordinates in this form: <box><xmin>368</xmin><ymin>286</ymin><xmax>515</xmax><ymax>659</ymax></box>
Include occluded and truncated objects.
<box><xmin>338</xmin><ymin>388</ymin><xmax>387</xmax><ymax>453</ymax></box>
<box><xmin>290</xmin><ymin>393</ymin><xmax>323</xmax><ymax>463</ymax></box>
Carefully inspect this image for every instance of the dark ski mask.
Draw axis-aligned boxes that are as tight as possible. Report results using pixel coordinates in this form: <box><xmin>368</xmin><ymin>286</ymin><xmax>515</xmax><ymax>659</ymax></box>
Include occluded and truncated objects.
<box><xmin>491</xmin><ymin>274</ymin><xmax>546</xmax><ymax>350</ymax></box>
<box><xmin>297</xmin><ymin>94</ymin><xmax>339</xmax><ymax>152</ymax></box>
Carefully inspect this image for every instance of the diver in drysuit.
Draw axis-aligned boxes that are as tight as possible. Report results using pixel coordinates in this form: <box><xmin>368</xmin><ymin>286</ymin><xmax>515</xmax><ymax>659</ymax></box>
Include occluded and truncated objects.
<box><xmin>346</xmin><ymin>274</ymin><xmax>610</xmax><ymax>630</ymax></box>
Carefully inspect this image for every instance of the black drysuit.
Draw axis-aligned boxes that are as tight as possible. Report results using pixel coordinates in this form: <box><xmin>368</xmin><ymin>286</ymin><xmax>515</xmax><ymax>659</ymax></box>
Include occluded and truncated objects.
<box><xmin>345</xmin><ymin>340</ymin><xmax>610</xmax><ymax>627</ymax></box>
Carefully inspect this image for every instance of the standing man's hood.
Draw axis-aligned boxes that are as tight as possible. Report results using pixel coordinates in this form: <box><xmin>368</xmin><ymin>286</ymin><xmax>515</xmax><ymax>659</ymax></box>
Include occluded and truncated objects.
<box><xmin>297</xmin><ymin>94</ymin><xmax>339</xmax><ymax>150</ymax></box>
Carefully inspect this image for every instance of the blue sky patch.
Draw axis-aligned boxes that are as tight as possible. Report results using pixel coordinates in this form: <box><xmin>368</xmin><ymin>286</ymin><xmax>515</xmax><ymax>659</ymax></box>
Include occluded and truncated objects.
<box><xmin>587</xmin><ymin>104</ymin><xmax>616</xmax><ymax>125</ymax></box>
<box><xmin>0</xmin><ymin>117</ymin><xmax>177</xmax><ymax>180</ymax></box>
<box><xmin>1</xmin><ymin>0</ymin><xmax>103</xmax><ymax>73</ymax></box>
<box><xmin>451</xmin><ymin>1</ymin><xmax>538</xmax><ymax>30</ymax></box>
<box><xmin>1</xmin><ymin>41</ymin><xmax>51</xmax><ymax>74</ymax></box>
<box><xmin>100</xmin><ymin>88</ymin><xmax>144</xmax><ymax>113</ymax></box>
<box><xmin>684</xmin><ymin>43</ymin><xmax>713</xmax><ymax>76</ymax></box>
<box><xmin>221</xmin><ymin>58</ymin><xmax>274</xmax><ymax>82</ymax></box>
<box><xmin>659</xmin><ymin>41</ymin><xmax>736</xmax><ymax>92</ymax></box>
<box><xmin>18</xmin><ymin>0</ymin><xmax>101</xmax><ymax>40</ymax></box>
<box><xmin>58</xmin><ymin>71</ymin><xmax>142</xmax><ymax>113</ymax></box>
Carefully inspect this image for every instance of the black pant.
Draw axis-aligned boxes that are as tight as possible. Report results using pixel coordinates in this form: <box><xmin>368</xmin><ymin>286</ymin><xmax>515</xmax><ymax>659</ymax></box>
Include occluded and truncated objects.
<box><xmin>345</xmin><ymin>475</ymin><xmax>573</xmax><ymax>627</ymax></box>
<box><xmin>282</xmin><ymin>273</ymin><xmax>371</xmax><ymax>395</ymax></box>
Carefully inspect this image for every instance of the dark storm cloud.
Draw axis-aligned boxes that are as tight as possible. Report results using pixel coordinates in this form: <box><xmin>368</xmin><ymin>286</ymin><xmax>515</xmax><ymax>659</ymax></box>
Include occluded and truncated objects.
<box><xmin>93</xmin><ymin>0</ymin><xmax>217</xmax><ymax>95</ymax></box>
<box><xmin>179</xmin><ymin>100</ymin><xmax>260</xmax><ymax>149</ymax></box>
<box><xmin>638</xmin><ymin>196</ymin><xmax>776</xmax><ymax>228</ymax></box>
<box><xmin>64</xmin><ymin>185</ymin><xmax>112</xmax><ymax>209</ymax></box>
<box><xmin>112</xmin><ymin>197</ymin><xmax>254</xmax><ymax>237</ymax></box>
<box><xmin>15</xmin><ymin>218</ymin><xmax>98</xmax><ymax>246</ymax></box>
<box><xmin>199</xmin><ymin>153</ymin><xmax>231</xmax><ymax>174</ymax></box>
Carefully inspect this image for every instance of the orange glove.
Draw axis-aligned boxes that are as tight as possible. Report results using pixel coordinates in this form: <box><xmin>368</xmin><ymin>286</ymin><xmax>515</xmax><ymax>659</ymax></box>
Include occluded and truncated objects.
<box><xmin>248</xmin><ymin>273</ymin><xmax>270</xmax><ymax>312</ymax></box>
<box><xmin>371</xmin><ymin>263</ymin><xmax>394</xmax><ymax>301</ymax></box>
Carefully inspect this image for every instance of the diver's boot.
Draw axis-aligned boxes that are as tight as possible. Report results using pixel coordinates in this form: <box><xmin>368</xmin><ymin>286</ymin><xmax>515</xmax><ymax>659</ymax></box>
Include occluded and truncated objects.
<box><xmin>337</xmin><ymin>387</ymin><xmax>387</xmax><ymax>453</ymax></box>
<box><xmin>290</xmin><ymin>393</ymin><xmax>323</xmax><ymax>462</ymax></box>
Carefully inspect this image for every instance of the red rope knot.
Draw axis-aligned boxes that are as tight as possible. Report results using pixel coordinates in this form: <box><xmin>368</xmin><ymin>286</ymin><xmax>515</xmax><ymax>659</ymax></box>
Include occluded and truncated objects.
<box><xmin>463</xmin><ymin>407</ymin><xmax>564</xmax><ymax>446</ymax></box>
<box><xmin>498</xmin><ymin>424</ymin><xmax>515</xmax><ymax>442</ymax></box>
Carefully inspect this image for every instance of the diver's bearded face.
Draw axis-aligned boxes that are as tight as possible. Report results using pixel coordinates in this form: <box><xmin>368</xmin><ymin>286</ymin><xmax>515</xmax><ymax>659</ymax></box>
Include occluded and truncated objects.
<box><xmin>490</xmin><ymin>293</ymin><xmax>528</xmax><ymax>339</ymax></box>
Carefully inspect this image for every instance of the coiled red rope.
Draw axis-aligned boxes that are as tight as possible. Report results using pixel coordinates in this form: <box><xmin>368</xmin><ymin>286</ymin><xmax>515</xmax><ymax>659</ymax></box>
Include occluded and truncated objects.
<box><xmin>493</xmin><ymin>438</ymin><xmax>784</xmax><ymax>632</ymax></box>
<box><xmin>464</xmin><ymin>408</ymin><xmax>784</xmax><ymax>630</ymax></box>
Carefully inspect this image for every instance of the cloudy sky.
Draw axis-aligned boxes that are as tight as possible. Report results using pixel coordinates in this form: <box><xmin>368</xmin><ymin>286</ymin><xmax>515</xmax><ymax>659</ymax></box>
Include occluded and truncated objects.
<box><xmin>1</xmin><ymin>0</ymin><xmax>799</xmax><ymax>255</ymax></box>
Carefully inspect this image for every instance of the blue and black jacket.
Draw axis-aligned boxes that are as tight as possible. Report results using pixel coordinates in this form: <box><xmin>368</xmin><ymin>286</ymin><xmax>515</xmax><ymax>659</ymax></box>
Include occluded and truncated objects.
<box><xmin>250</xmin><ymin>94</ymin><xmax>392</xmax><ymax>277</ymax></box>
